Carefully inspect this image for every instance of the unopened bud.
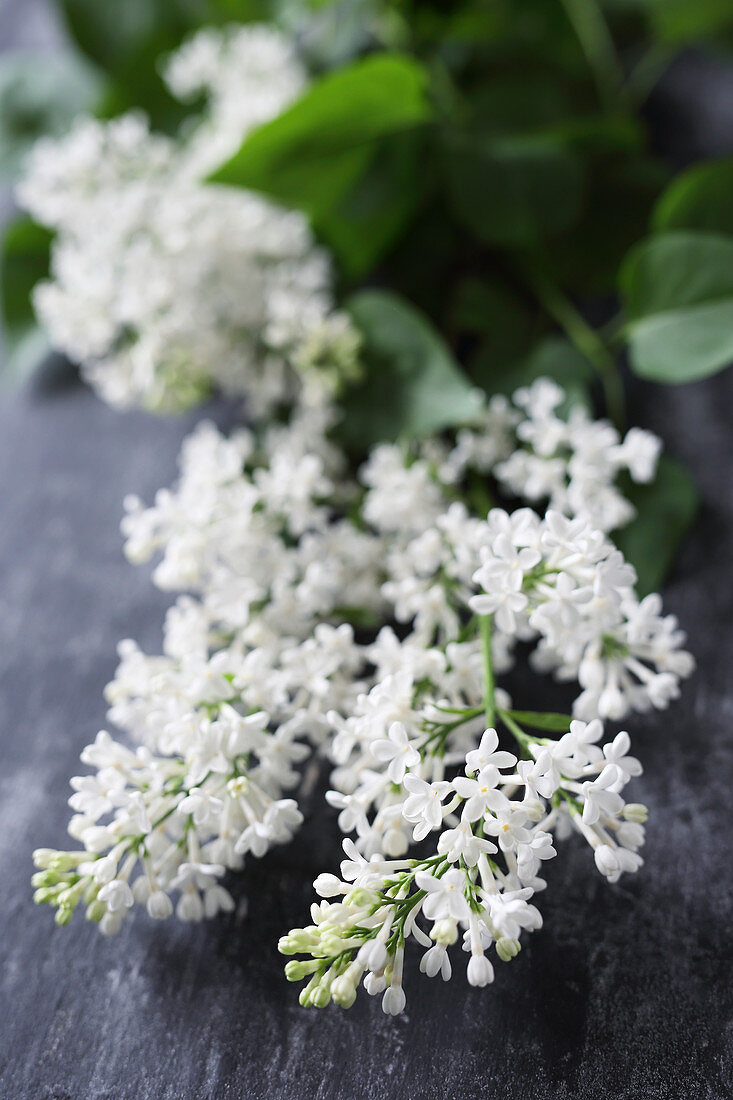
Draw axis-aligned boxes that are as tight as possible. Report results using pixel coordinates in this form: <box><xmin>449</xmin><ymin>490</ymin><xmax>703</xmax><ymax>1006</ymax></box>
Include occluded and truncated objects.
<box><xmin>431</xmin><ymin>918</ymin><xmax>459</xmax><ymax>945</ymax></box>
<box><xmin>623</xmin><ymin>803</ymin><xmax>648</xmax><ymax>824</ymax></box>
<box><xmin>496</xmin><ymin>937</ymin><xmax>521</xmax><ymax>962</ymax></box>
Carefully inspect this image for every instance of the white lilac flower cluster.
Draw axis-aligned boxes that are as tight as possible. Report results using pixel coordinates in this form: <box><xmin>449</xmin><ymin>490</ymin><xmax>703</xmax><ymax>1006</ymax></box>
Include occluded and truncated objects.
<box><xmin>32</xmin><ymin>400</ymin><xmax>379</xmax><ymax>931</ymax></box>
<box><xmin>274</xmin><ymin>389</ymin><xmax>692</xmax><ymax>1014</ymax></box>
<box><xmin>34</xmin><ymin>381</ymin><xmax>693</xmax><ymax>972</ymax></box>
<box><xmin>281</xmin><ymin>718</ymin><xmax>649</xmax><ymax>1013</ymax></box>
<box><xmin>17</xmin><ymin>25</ymin><xmax>359</xmax><ymax>413</ymax></box>
<box><xmin>435</xmin><ymin>378</ymin><xmax>663</xmax><ymax>534</ymax></box>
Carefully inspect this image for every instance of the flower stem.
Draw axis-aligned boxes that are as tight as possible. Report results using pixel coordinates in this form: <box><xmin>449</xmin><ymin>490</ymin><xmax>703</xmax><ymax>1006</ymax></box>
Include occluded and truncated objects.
<box><xmin>479</xmin><ymin>615</ymin><xmax>495</xmax><ymax>731</ymax></box>
<box><xmin>558</xmin><ymin>0</ymin><xmax>630</xmax><ymax>114</ymax></box>
<box><xmin>498</xmin><ymin>709</ymin><xmax>534</xmax><ymax>751</ymax></box>
<box><xmin>527</xmin><ymin>268</ymin><xmax>626</xmax><ymax>429</ymax></box>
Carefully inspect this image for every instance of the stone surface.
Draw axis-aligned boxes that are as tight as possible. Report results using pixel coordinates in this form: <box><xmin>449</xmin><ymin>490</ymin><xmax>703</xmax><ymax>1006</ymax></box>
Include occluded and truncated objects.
<box><xmin>0</xmin><ymin>6</ymin><xmax>731</xmax><ymax>1097</ymax></box>
<box><xmin>0</xmin><ymin>354</ymin><xmax>731</xmax><ymax>1100</ymax></box>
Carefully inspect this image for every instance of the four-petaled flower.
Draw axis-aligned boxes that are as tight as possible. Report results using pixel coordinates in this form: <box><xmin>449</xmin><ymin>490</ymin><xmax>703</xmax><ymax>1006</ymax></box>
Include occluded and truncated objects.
<box><xmin>415</xmin><ymin>868</ymin><xmax>471</xmax><ymax>923</ymax></box>
<box><xmin>372</xmin><ymin>722</ymin><xmax>421</xmax><ymax>783</ymax></box>
<box><xmin>581</xmin><ymin>764</ymin><xmax>624</xmax><ymax>824</ymax></box>
<box><xmin>453</xmin><ymin>766</ymin><xmax>509</xmax><ymax>823</ymax></box>
<box><xmin>402</xmin><ymin>775</ymin><xmax>452</xmax><ymax>840</ymax></box>
<box><xmin>465</xmin><ymin>728</ymin><xmax>517</xmax><ymax>775</ymax></box>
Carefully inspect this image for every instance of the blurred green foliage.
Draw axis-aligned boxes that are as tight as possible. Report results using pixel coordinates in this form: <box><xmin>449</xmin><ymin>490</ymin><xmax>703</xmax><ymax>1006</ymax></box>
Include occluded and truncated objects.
<box><xmin>5</xmin><ymin>0</ymin><xmax>733</xmax><ymax>586</ymax></box>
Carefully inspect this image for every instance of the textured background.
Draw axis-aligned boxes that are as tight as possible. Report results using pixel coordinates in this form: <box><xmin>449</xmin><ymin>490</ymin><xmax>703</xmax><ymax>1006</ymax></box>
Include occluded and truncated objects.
<box><xmin>0</xmin><ymin>3</ymin><xmax>731</xmax><ymax>1097</ymax></box>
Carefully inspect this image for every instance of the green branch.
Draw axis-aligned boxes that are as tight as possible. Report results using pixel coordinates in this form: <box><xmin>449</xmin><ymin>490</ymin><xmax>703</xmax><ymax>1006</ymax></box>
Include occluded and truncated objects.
<box><xmin>527</xmin><ymin>268</ymin><xmax>626</xmax><ymax>429</ymax></box>
<box><xmin>559</xmin><ymin>0</ymin><xmax>629</xmax><ymax>114</ymax></box>
<box><xmin>478</xmin><ymin>615</ymin><xmax>495</xmax><ymax>730</ymax></box>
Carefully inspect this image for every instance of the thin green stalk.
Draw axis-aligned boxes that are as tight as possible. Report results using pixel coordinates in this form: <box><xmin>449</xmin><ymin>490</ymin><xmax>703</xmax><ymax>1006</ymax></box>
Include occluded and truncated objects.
<box><xmin>528</xmin><ymin>269</ymin><xmax>626</xmax><ymax>429</ymax></box>
<box><xmin>478</xmin><ymin>615</ymin><xmax>495</xmax><ymax>731</ymax></box>
<box><xmin>498</xmin><ymin>709</ymin><xmax>534</xmax><ymax>750</ymax></box>
<box><xmin>627</xmin><ymin>44</ymin><xmax>676</xmax><ymax>107</ymax></box>
<box><xmin>559</xmin><ymin>0</ymin><xmax>629</xmax><ymax>114</ymax></box>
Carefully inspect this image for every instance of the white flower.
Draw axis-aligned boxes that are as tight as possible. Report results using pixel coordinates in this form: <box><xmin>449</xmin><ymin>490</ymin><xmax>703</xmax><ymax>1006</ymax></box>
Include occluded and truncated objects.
<box><xmin>371</xmin><ymin>722</ymin><xmax>421</xmax><ymax>783</ymax></box>
<box><xmin>467</xmin><ymin>954</ymin><xmax>494</xmax><ymax>987</ymax></box>
<box><xmin>464</xmin><ymin>728</ymin><xmax>517</xmax><ymax>775</ymax></box>
<box><xmin>437</xmin><ymin>821</ymin><xmax>497</xmax><ymax>866</ymax></box>
<box><xmin>178</xmin><ymin>787</ymin><xmax>223</xmax><ymax>828</ymax></box>
<box><xmin>147</xmin><ymin>890</ymin><xmax>174</xmax><ymax>920</ymax></box>
<box><xmin>470</xmin><ymin>534</ymin><xmax>541</xmax><ymax>632</ymax></box>
<box><xmin>453</xmin><ymin>767</ymin><xmax>508</xmax><ymax>823</ymax></box>
<box><xmin>382</xmin><ymin>985</ymin><xmax>406</xmax><ymax>1016</ymax></box>
<box><xmin>594</xmin><ymin>844</ymin><xmax>643</xmax><ymax>882</ymax></box>
<box><xmin>420</xmin><ymin>943</ymin><xmax>452</xmax><ymax>980</ymax></box>
<box><xmin>517</xmin><ymin>750</ymin><xmax>557</xmax><ymax>800</ymax></box>
<box><xmin>516</xmin><ymin>832</ymin><xmax>556</xmax><ymax>881</ymax></box>
<box><xmin>486</xmin><ymin>889</ymin><xmax>542</xmax><ymax>940</ymax></box>
<box><xmin>402</xmin><ymin>776</ymin><xmax>453</xmax><ymax>841</ymax></box>
<box><xmin>581</xmin><ymin>765</ymin><xmax>625</xmax><ymax>825</ymax></box>
<box><xmin>616</xmin><ymin>428</ymin><xmax>661</xmax><ymax>483</ymax></box>
<box><xmin>483</xmin><ymin>807</ymin><xmax>532</xmax><ymax>851</ymax></box>
<box><xmin>602</xmin><ymin>730</ymin><xmax>642</xmax><ymax>783</ymax></box>
<box><xmin>415</xmin><ymin>869</ymin><xmax>471</xmax><ymax>923</ymax></box>
<box><xmin>17</xmin><ymin>27</ymin><xmax>356</xmax><ymax>417</ymax></box>
<box><xmin>98</xmin><ymin>879</ymin><xmax>134</xmax><ymax>912</ymax></box>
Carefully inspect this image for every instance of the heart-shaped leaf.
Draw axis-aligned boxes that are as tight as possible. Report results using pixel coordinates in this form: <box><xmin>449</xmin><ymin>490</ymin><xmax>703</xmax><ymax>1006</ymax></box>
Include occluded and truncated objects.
<box><xmin>339</xmin><ymin>289</ymin><xmax>483</xmax><ymax>450</ymax></box>
<box><xmin>653</xmin><ymin>158</ymin><xmax>733</xmax><ymax>237</ymax></box>
<box><xmin>209</xmin><ymin>54</ymin><xmax>433</xmax><ymax>220</ymax></box>
<box><xmin>620</xmin><ymin>230</ymin><xmax>733</xmax><ymax>382</ymax></box>
<box><xmin>613</xmin><ymin>456</ymin><xmax>698</xmax><ymax>595</ymax></box>
<box><xmin>1</xmin><ymin>217</ymin><xmax>52</xmax><ymax>382</ymax></box>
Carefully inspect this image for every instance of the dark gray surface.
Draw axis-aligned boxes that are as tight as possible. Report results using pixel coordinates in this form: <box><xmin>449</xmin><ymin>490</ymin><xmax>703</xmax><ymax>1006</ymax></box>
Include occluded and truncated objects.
<box><xmin>0</xmin><ymin>364</ymin><xmax>731</xmax><ymax>1100</ymax></box>
<box><xmin>0</xmin><ymin>7</ymin><xmax>732</xmax><ymax>1095</ymax></box>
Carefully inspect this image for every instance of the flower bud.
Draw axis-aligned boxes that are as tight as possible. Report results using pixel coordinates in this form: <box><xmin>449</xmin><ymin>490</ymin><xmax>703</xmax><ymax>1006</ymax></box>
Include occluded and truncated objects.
<box><xmin>32</xmin><ymin>871</ymin><xmax>59</xmax><ymax>888</ymax></box>
<box><xmin>382</xmin><ymin>985</ymin><xmax>406</xmax><ymax>1015</ymax></box>
<box><xmin>86</xmin><ymin>899</ymin><xmax>107</xmax><ymax>923</ymax></box>
<box><xmin>431</xmin><ymin>918</ymin><xmax>458</xmax><ymax>945</ymax></box>
<box><xmin>363</xmin><ymin>970</ymin><xmax>386</xmax><ymax>996</ymax></box>
<box><xmin>467</xmin><ymin>954</ymin><xmax>494</xmax><ymax>987</ymax></box>
<box><xmin>496</xmin><ymin>937</ymin><xmax>520</xmax><ymax>962</ymax></box>
<box><xmin>594</xmin><ymin>844</ymin><xmax>620</xmax><ymax>878</ymax></box>
<box><xmin>33</xmin><ymin>887</ymin><xmax>57</xmax><ymax>905</ymax></box>
<box><xmin>313</xmin><ymin>873</ymin><xmax>343</xmax><ymax>898</ymax></box>
<box><xmin>285</xmin><ymin>959</ymin><xmax>319</xmax><ymax>982</ymax></box>
<box><xmin>311</xmin><ymin>981</ymin><xmax>332</xmax><ymax>1009</ymax></box>
<box><xmin>623</xmin><ymin>803</ymin><xmax>648</xmax><ymax>824</ymax></box>
<box><xmin>147</xmin><ymin>890</ymin><xmax>174</xmax><ymax>920</ymax></box>
<box><xmin>32</xmin><ymin>849</ymin><xmax>58</xmax><ymax>869</ymax></box>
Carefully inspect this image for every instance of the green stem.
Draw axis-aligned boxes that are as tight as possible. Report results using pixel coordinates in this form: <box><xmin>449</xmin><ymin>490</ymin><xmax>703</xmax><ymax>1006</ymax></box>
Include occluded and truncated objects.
<box><xmin>528</xmin><ymin>269</ymin><xmax>626</xmax><ymax>429</ymax></box>
<box><xmin>498</xmin><ymin>709</ymin><xmax>535</xmax><ymax>751</ymax></box>
<box><xmin>479</xmin><ymin>615</ymin><xmax>495</xmax><ymax>731</ymax></box>
<box><xmin>558</xmin><ymin>0</ymin><xmax>629</xmax><ymax>114</ymax></box>
<box><xmin>626</xmin><ymin>44</ymin><xmax>676</xmax><ymax>107</ymax></box>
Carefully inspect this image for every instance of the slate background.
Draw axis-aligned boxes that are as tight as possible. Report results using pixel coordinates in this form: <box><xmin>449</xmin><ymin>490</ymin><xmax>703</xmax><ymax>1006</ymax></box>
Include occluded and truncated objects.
<box><xmin>0</xmin><ymin>4</ymin><xmax>732</xmax><ymax>1097</ymax></box>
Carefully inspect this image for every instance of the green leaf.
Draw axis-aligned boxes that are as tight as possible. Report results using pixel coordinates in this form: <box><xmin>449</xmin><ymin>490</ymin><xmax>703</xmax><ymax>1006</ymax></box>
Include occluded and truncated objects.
<box><xmin>473</xmin><ymin>335</ymin><xmax>595</xmax><ymax>409</ymax></box>
<box><xmin>314</xmin><ymin>129</ymin><xmax>429</xmax><ymax>277</ymax></box>
<box><xmin>466</xmin><ymin>72</ymin><xmax>574</xmax><ymax>134</ymax></box>
<box><xmin>452</xmin><ymin>276</ymin><xmax>538</xmax><ymax>365</ymax></box>
<box><xmin>543</xmin><ymin>156</ymin><xmax>669</xmax><ymax>293</ymax></box>
<box><xmin>0</xmin><ymin>52</ymin><xmax>102</xmax><ymax>179</ymax></box>
<box><xmin>1</xmin><ymin>217</ymin><xmax>52</xmax><ymax>381</ymax></box>
<box><xmin>614</xmin><ymin>456</ymin><xmax>698</xmax><ymax>596</ymax></box>
<box><xmin>620</xmin><ymin>230</ymin><xmax>733</xmax><ymax>382</ymax></box>
<box><xmin>338</xmin><ymin>289</ymin><xmax>483</xmax><ymax>450</ymax></box>
<box><xmin>636</xmin><ymin>0</ymin><xmax>733</xmax><ymax>42</ymax></box>
<box><xmin>442</xmin><ymin>129</ymin><xmax>585</xmax><ymax>248</ymax></box>
<box><xmin>653</xmin><ymin>159</ymin><xmax>733</xmax><ymax>238</ymax></box>
<box><xmin>209</xmin><ymin>54</ymin><xmax>433</xmax><ymax>220</ymax></box>
<box><xmin>502</xmin><ymin>709</ymin><xmax>572</xmax><ymax>732</ymax></box>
